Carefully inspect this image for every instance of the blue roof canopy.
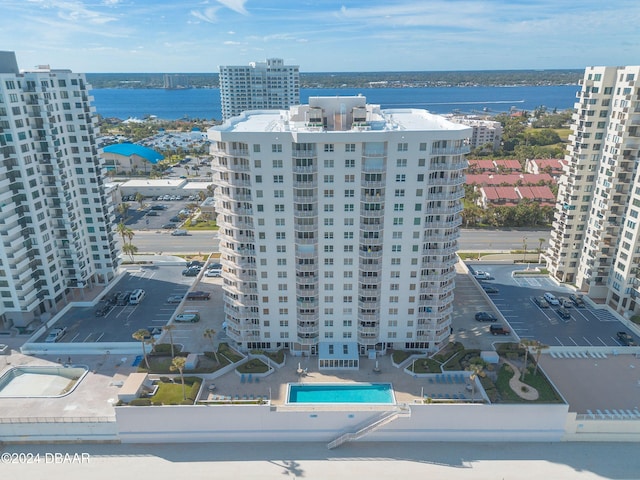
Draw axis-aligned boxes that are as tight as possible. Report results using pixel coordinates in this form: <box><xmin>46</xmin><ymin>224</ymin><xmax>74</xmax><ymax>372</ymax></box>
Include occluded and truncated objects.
<box><xmin>103</xmin><ymin>143</ymin><xmax>164</xmax><ymax>164</ymax></box>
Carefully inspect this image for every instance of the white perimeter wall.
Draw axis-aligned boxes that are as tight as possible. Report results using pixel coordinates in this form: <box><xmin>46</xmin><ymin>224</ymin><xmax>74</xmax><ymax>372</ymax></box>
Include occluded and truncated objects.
<box><xmin>115</xmin><ymin>403</ymin><xmax>569</xmax><ymax>443</ymax></box>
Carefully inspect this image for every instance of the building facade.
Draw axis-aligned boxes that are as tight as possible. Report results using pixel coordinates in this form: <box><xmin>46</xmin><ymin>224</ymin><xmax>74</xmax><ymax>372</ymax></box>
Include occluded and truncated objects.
<box><xmin>219</xmin><ymin>58</ymin><xmax>299</xmax><ymax>121</ymax></box>
<box><xmin>209</xmin><ymin>96</ymin><xmax>470</xmax><ymax>357</ymax></box>
<box><xmin>0</xmin><ymin>51</ymin><xmax>118</xmax><ymax>329</ymax></box>
<box><xmin>449</xmin><ymin>117</ymin><xmax>503</xmax><ymax>152</ymax></box>
<box><xmin>546</xmin><ymin>66</ymin><xmax>640</xmax><ymax>315</ymax></box>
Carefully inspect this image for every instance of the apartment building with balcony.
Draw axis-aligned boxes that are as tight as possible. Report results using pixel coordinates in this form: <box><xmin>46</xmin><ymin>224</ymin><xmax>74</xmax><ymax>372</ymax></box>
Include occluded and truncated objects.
<box><xmin>449</xmin><ymin>116</ymin><xmax>503</xmax><ymax>152</ymax></box>
<box><xmin>209</xmin><ymin>96</ymin><xmax>470</xmax><ymax>358</ymax></box>
<box><xmin>545</xmin><ymin>66</ymin><xmax>640</xmax><ymax>315</ymax></box>
<box><xmin>0</xmin><ymin>51</ymin><xmax>118</xmax><ymax>329</ymax></box>
<box><xmin>219</xmin><ymin>58</ymin><xmax>299</xmax><ymax>121</ymax></box>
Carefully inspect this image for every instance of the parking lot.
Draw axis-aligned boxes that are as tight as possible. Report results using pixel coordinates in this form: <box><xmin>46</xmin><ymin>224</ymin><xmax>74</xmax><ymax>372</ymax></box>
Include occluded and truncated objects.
<box><xmin>121</xmin><ymin>196</ymin><xmax>199</xmax><ymax>231</ymax></box>
<box><xmin>464</xmin><ymin>263</ymin><xmax>640</xmax><ymax>348</ymax></box>
<box><xmin>38</xmin><ymin>265</ymin><xmax>223</xmax><ymax>345</ymax></box>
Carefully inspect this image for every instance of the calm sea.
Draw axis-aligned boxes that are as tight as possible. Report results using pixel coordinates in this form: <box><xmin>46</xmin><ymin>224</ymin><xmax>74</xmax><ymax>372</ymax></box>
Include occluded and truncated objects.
<box><xmin>91</xmin><ymin>85</ymin><xmax>578</xmax><ymax>121</ymax></box>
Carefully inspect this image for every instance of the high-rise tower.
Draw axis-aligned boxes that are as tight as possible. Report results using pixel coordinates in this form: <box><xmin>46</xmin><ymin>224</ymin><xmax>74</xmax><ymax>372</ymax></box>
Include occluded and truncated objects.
<box><xmin>0</xmin><ymin>51</ymin><xmax>118</xmax><ymax>329</ymax></box>
<box><xmin>209</xmin><ymin>96</ymin><xmax>470</xmax><ymax>358</ymax></box>
<box><xmin>219</xmin><ymin>58</ymin><xmax>299</xmax><ymax>121</ymax></box>
<box><xmin>546</xmin><ymin>66</ymin><xmax>640</xmax><ymax>314</ymax></box>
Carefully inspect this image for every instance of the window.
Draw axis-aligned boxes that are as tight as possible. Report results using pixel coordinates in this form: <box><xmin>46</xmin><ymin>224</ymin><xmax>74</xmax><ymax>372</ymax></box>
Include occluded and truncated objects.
<box><xmin>393</xmin><ymin>203</ymin><xmax>404</xmax><ymax>211</ymax></box>
<box><xmin>344</xmin><ymin>189</ymin><xmax>354</xmax><ymax>197</ymax></box>
<box><xmin>344</xmin><ymin>231</ymin><xmax>354</xmax><ymax>239</ymax></box>
<box><xmin>395</xmin><ymin>174</ymin><xmax>406</xmax><ymax>182</ymax></box>
<box><xmin>345</xmin><ymin>174</ymin><xmax>355</xmax><ymax>182</ymax></box>
<box><xmin>397</xmin><ymin>142</ymin><xmax>408</xmax><ymax>151</ymax></box>
<box><xmin>275</xmin><ymin>204</ymin><xmax>285</xmax><ymax>212</ymax></box>
<box><xmin>395</xmin><ymin>189</ymin><xmax>405</xmax><ymax>197</ymax></box>
<box><xmin>255</xmin><ymin>175</ymin><xmax>262</xmax><ymax>183</ymax></box>
<box><xmin>272</xmin><ymin>159</ymin><xmax>283</xmax><ymax>168</ymax></box>
<box><xmin>253</xmin><ymin>144</ymin><xmax>261</xmax><ymax>153</ymax></box>
<box><xmin>324</xmin><ymin>159</ymin><xmax>334</xmax><ymax>168</ymax></box>
<box><xmin>324</xmin><ymin>189</ymin><xmax>334</xmax><ymax>198</ymax></box>
<box><xmin>345</xmin><ymin>143</ymin><xmax>356</xmax><ymax>152</ymax></box>
<box><xmin>324</xmin><ymin>144</ymin><xmax>334</xmax><ymax>152</ymax></box>
<box><xmin>273</xmin><ymin>175</ymin><xmax>284</xmax><ymax>183</ymax></box>
<box><xmin>272</xmin><ymin>144</ymin><xmax>282</xmax><ymax>152</ymax></box>
<box><xmin>324</xmin><ymin>204</ymin><xmax>334</xmax><ymax>212</ymax></box>
<box><xmin>396</xmin><ymin>158</ymin><xmax>407</xmax><ymax>167</ymax></box>
<box><xmin>274</xmin><ymin>190</ymin><xmax>284</xmax><ymax>198</ymax></box>
<box><xmin>324</xmin><ymin>175</ymin><xmax>334</xmax><ymax>183</ymax></box>
<box><xmin>345</xmin><ymin>159</ymin><xmax>355</xmax><ymax>168</ymax></box>
<box><xmin>344</xmin><ymin>204</ymin><xmax>354</xmax><ymax>212</ymax></box>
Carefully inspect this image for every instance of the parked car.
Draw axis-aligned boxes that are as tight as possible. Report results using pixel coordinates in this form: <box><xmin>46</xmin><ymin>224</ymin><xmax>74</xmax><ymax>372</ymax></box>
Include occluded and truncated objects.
<box><xmin>45</xmin><ymin>327</ymin><xmax>67</xmax><ymax>343</ymax></box>
<box><xmin>187</xmin><ymin>260</ymin><xmax>204</xmax><ymax>268</ymax></box>
<box><xmin>186</xmin><ymin>291</ymin><xmax>210</xmax><ymax>300</ymax></box>
<box><xmin>569</xmin><ymin>293</ymin><xmax>585</xmax><ymax>307</ymax></box>
<box><xmin>617</xmin><ymin>331</ymin><xmax>637</xmax><ymax>346</ymax></box>
<box><xmin>161</xmin><ymin>223</ymin><xmax>177</xmax><ymax>229</ymax></box>
<box><xmin>482</xmin><ymin>285</ymin><xmax>499</xmax><ymax>294</ymax></box>
<box><xmin>205</xmin><ymin>268</ymin><xmax>222</xmax><ymax>277</ymax></box>
<box><xmin>182</xmin><ymin>268</ymin><xmax>200</xmax><ymax>277</ymax></box>
<box><xmin>116</xmin><ymin>291</ymin><xmax>132</xmax><ymax>306</ymax></box>
<box><xmin>475</xmin><ymin>312</ymin><xmax>498</xmax><ymax>322</ymax></box>
<box><xmin>557</xmin><ymin>307</ymin><xmax>571</xmax><ymax>320</ymax></box>
<box><xmin>129</xmin><ymin>289</ymin><xmax>145</xmax><ymax>305</ymax></box>
<box><xmin>151</xmin><ymin>204</ymin><xmax>167</xmax><ymax>210</ymax></box>
<box><xmin>146</xmin><ymin>210</ymin><xmax>159</xmax><ymax>216</ymax></box>
<box><xmin>175</xmin><ymin>312</ymin><xmax>200</xmax><ymax>323</ymax></box>
<box><xmin>169</xmin><ymin>216</ymin><xmax>181</xmax><ymax>223</ymax></box>
<box><xmin>533</xmin><ymin>296</ymin><xmax>550</xmax><ymax>308</ymax></box>
<box><xmin>95</xmin><ymin>302</ymin><xmax>112</xmax><ymax>317</ymax></box>
<box><xmin>166</xmin><ymin>295</ymin><xmax>184</xmax><ymax>304</ymax></box>
<box><xmin>490</xmin><ymin>324</ymin><xmax>510</xmax><ymax>335</ymax></box>
<box><xmin>207</xmin><ymin>262</ymin><xmax>222</xmax><ymax>270</ymax></box>
<box><xmin>543</xmin><ymin>292</ymin><xmax>560</xmax><ymax>306</ymax></box>
<box><xmin>558</xmin><ymin>297</ymin><xmax>573</xmax><ymax>308</ymax></box>
<box><xmin>473</xmin><ymin>271</ymin><xmax>494</xmax><ymax>280</ymax></box>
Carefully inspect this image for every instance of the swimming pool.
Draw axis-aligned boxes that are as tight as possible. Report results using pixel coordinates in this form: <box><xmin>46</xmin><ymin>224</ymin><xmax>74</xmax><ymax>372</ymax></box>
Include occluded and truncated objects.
<box><xmin>287</xmin><ymin>383</ymin><xmax>395</xmax><ymax>404</ymax></box>
<box><xmin>0</xmin><ymin>366</ymin><xmax>88</xmax><ymax>398</ymax></box>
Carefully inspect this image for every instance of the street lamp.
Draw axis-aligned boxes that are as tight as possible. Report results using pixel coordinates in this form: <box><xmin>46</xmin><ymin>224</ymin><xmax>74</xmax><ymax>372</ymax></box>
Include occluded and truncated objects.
<box><xmin>522</xmin><ymin>236</ymin><xmax>528</xmax><ymax>265</ymax></box>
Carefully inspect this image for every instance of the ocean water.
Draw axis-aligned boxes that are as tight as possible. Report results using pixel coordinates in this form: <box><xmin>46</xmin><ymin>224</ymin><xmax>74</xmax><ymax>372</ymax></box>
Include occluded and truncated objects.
<box><xmin>90</xmin><ymin>85</ymin><xmax>579</xmax><ymax>121</ymax></box>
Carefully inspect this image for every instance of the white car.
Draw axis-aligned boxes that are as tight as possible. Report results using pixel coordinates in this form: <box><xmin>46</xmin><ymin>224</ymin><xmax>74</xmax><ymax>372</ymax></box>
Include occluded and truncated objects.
<box><xmin>45</xmin><ymin>327</ymin><xmax>67</xmax><ymax>343</ymax></box>
<box><xmin>175</xmin><ymin>312</ymin><xmax>200</xmax><ymax>323</ymax></box>
<box><xmin>205</xmin><ymin>268</ymin><xmax>221</xmax><ymax>277</ymax></box>
<box><xmin>543</xmin><ymin>292</ymin><xmax>560</xmax><ymax>306</ymax></box>
<box><xmin>473</xmin><ymin>271</ymin><xmax>494</xmax><ymax>280</ymax></box>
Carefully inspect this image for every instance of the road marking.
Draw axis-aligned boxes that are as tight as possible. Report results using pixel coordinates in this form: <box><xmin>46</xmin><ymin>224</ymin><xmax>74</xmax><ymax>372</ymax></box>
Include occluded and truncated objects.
<box><xmin>554</xmin><ymin>336</ymin><xmax>564</xmax><ymax>346</ymax></box>
<box><xmin>95</xmin><ymin>332</ymin><xmax>105</xmax><ymax>342</ymax></box>
<box><xmin>595</xmin><ymin>336</ymin><xmax>608</xmax><ymax>346</ymax></box>
<box><xmin>567</xmin><ymin>336</ymin><xmax>579</xmax><ymax>346</ymax></box>
<box><xmin>583</xmin><ymin>337</ymin><xmax>593</xmax><ymax>346</ymax></box>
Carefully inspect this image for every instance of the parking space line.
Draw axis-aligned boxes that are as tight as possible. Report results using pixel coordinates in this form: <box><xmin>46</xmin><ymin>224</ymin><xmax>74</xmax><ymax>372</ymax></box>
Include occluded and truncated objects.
<box><xmin>567</xmin><ymin>336</ymin><xmax>579</xmax><ymax>346</ymax></box>
<box><xmin>595</xmin><ymin>336</ymin><xmax>608</xmax><ymax>346</ymax></box>
<box><xmin>582</xmin><ymin>338</ymin><xmax>593</xmax><ymax>346</ymax></box>
<box><xmin>554</xmin><ymin>336</ymin><xmax>564</xmax><ymax>346</ymax></box>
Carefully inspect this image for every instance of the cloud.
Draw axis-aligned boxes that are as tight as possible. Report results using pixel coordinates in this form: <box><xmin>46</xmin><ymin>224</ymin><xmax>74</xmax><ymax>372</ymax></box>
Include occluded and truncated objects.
<box><xmin>190</xmin><ymin>7</ymin><xmax>220</xmax><ymax>23</ymax></box>
<box><xmin>217</xmin><ymin>0</ymin><xmax>248</xmax><ymax>15</ymax></box>
<box><xmin>223</xmin><ymin>40</ymin><xmax>243</xmax><ymax>45</ymax></box>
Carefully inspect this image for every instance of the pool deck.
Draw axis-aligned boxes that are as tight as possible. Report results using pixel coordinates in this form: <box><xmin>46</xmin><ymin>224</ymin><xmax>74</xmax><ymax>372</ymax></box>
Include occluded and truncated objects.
<box><xmin>199</xmin><ymin>354</ymin><xmax>476</xmax><ymax>406</ymax></box>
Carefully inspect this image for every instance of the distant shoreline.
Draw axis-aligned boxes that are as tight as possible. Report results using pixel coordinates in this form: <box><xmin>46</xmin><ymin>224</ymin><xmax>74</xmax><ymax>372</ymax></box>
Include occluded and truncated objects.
<box><xmin>86</xmin><ymin>70</ymin><xmax>582</xmax><ymax>90</ymax></box>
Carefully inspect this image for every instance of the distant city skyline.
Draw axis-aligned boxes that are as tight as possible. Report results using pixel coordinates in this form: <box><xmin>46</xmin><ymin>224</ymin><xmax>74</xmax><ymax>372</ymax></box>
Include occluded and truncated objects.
<box><xmin>3</xmin><ymin>0</ymin><xmax>639</xmax><ymax>73</ymax></box>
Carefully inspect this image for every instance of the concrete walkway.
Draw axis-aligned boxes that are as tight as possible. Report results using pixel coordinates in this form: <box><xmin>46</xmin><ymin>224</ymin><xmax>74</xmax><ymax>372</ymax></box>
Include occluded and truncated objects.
<box><xmin>503</xmin><ymin>360</ymin><xmax>539</xmax><ymax>401</ymax></box>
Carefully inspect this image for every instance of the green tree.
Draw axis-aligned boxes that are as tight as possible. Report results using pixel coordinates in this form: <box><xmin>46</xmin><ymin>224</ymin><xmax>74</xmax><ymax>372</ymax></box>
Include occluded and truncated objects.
<box><xmin>117</xmin><ymin>202</ymin><xmax>130</xmax><ymax>220</ymax></box>
<box><xmin>135</xmin><ymin>192</ymin><xmax>145</xmax><ymax>210</ymax></box>
<box><xmin>170</xmin><ymin>356</ymin><xmax>187</xmax><ymax>401</ymax></box>
<box><xmin>122</xmin><ymin>242</ymin><xmax>138</xmax><ymax>262</ymax></box>
<box><xmin>132</xmin><ymin>329</ymin><xmax>152</xmax><ymax>370</ymax></box>
<box><xmin>203</xmin><ymin>328</ymin><xmax>219</xmax><ymax>364</ymax></box>
<box><xmin>532</xmin><ymin>341</ymin><xmax>549</xmax><ymax>376</ymax></box>
<box><xmin>519</xmin><ymin>339</ymin><xmax>536</xmax><ymax>381</ymax></box>
<box><xmin>116</xmin><ymin>221</ymin><xmax>133</xmax><ymax>246</ymax></box>
<box><xmin>162</xmin><ymin>324</ymin><xmax>177</xmax><ymax>358</ymax></box>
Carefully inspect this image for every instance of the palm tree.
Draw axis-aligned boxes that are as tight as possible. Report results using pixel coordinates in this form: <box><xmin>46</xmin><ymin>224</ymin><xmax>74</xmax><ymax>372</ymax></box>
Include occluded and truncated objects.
<box><xmin>538</xmin><ymin>238</ymin><xmax>545</xmax><ymax>260</ymax></box>
<box><xmin>467</xmin><ymin>362</ymin><xmax>485</xmax><ymax>401</ymax></box>
<box><xmin>162</xmin><ymin>324</ymin><xmax>176</xmax><ymax>358</ymax></box>
<box><xmin>116</xmin><ymin>202</ymin><xmax>130</xmax><ymax>221</ymax></box>
<box><xmin>170</xmin><ymin>356</ymin><xmax>187</xmax><ymax>401</ymax></box>
<box><xmin>203</xmin><ymin>328</ymin><xmax>219</xmax><ymax>364</ymax></box>
<box><xmin>116</xmin><ymin>221</ymin><xmax>133</xmax><ymax>246</ymax></box>
<box><xmin>122</xmin><ymin>243</ymin><xmax>138</xmax><ymax>262</ymax></box>
<box><xmin>519</xmin><ymin>339</ymin><xmax>535</xmax><ymax>381</ymax></box>
<box><xmin>532</xmin><ymin>341</ymin><xmax>549</xmax><ymax>376</ymax></box>
<box><xmin>135</xmin><ymin>192</ymin><xmax>145</xmax><ymax>210</ymax></box>
<box><xmin>132</xmin><ymin>329</ymin><xmax>152</xmax><ymax>370</ymax></box>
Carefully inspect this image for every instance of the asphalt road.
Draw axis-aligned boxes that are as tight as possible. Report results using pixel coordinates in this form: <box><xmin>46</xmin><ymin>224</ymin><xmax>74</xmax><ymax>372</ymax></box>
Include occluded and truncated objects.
<box><xmin>126</xmin><ymin>229</ymin><xmax>550</xmax><ymax>254</ymax></box>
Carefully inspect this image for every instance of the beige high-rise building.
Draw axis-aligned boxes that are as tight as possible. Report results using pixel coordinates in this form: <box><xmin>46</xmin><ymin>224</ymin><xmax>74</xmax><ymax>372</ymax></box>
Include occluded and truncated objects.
<box><xmin>546</xmin><ymin>66</ymin><xmax>640</xmax><ymax>315</ymax></box>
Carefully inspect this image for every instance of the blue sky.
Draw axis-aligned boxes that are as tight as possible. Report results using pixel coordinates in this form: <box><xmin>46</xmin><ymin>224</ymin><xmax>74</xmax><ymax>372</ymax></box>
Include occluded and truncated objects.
<box><xmin>2</xmin><ymin>0</ymin><xmax>639</xmax><ymax>72</ymax></box>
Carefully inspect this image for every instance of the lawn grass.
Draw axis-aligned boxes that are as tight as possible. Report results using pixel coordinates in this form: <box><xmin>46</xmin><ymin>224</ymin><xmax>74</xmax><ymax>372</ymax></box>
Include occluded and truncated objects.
<box><xmin>150</xmin><ymin>377</ymin><xmax>202</xmax><ymax>405</ymax></box>
<box><xmin>219</xmin><ymin>343</ymin><xmax>244</xmax><ymax>363</ymax></box>
<box><xmin>250</xmin><ymin>349</ymin><xmax>285</xmax><ymax>364</ymax></box>
<box><xmin>407</xmin><ymin>357</ymin><xmax>442</xmax><ymax>374</ymax></box>
<box><xmin>391</xmin><ymin>350</ymin><xmax>416</xmax><ymax>364</ymax></box>
<box><xmin>237</xmin><ymin>358</ymin><xmax>269</xmax><ymax>374</ymax></box>
<box><xmin>185</xmin><ymin>218</ymin><xmax>218</xmax><ymax>230</ymax></box>
<box><xmin>139</xmin><ymin>354</ymin><xmax>225</xmax><ymax>374</ymax></box>
<box><xmin>494</xmin><ymin>363</ymin><xmax>563</xmax><ymax>403</ymax></box>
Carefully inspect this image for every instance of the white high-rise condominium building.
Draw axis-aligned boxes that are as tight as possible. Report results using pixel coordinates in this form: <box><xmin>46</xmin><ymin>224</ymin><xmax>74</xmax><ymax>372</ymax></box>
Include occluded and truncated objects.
<box><xmin>0</xmin><ymin>51</ymin><xmax>118</xmax><ymax>329</ymax></box>
<box><xmin>546</xmin><ymin>66</ymin><xmax>640</xmax><ymax>315</ymax></box>
<box><xmin>209</xmin><ymin>96</ymin><xmax>470</xmax><ymax>360</ymax></box>
<box><xmin>219</xmin><ymin>58</ymin><xmax>299</xmax><ymax>121</ymax></box>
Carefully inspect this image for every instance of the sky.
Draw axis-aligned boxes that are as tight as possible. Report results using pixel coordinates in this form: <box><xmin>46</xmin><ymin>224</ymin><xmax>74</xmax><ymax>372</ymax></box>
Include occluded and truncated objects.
<box><xmin>1</xmin><ymin>0</ymin><xmax>639</xmax><ymax>73</ymax></box>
